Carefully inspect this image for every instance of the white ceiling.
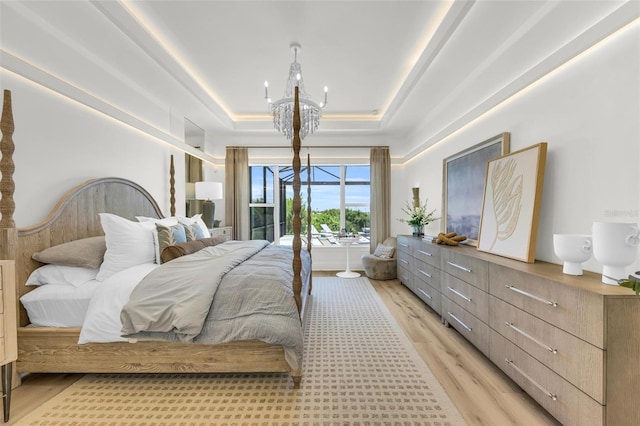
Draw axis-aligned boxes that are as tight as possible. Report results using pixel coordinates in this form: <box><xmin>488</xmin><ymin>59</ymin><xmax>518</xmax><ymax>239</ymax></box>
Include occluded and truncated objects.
<box><xmin>2</xmin><ymin>1</ymin><xmax>638</xmax><ymax>159</ymax></box>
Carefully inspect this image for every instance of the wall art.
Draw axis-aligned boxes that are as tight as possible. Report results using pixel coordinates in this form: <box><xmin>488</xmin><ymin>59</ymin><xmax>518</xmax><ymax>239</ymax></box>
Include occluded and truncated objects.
<box><xmin>442</xmin><ymin>132</ymin><xmax>510</xmax><ymax>245</ymax></box>
<box><xmin>477</xmin><ymin>142</ymin><xmax>547</xmax><ymax>262</ymax></box>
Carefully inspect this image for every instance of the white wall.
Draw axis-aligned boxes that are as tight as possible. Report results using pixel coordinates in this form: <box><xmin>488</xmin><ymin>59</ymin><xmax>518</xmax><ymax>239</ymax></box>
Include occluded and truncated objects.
<box><xmin>393</xmin><ymin>23</ymin><xmax>640</xmax><ymax>276</ymax></box>
<box><xmin>1</xmin><ymin>71</ymin><xmax>185</xmax><ymax>227</ymax></box>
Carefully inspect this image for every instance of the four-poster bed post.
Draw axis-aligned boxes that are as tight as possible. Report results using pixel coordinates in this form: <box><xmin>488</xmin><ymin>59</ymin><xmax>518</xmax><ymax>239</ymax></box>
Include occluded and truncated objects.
<box><xmin>291</xmin><ymin>86</ymin><xmax>303</xmax><ymax>313</ymax></box>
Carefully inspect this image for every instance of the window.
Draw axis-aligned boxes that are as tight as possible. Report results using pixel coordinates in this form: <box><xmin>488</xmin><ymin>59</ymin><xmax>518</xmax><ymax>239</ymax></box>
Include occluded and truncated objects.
<box><xmin>249</xmin><ymin>165</ymin><xmax>370</xmax><ymax>246</ymax></box>
<box><xmin>249</xmin><ymin>166</ymin><xmax>276</xmax><ymax>241</ymax></box>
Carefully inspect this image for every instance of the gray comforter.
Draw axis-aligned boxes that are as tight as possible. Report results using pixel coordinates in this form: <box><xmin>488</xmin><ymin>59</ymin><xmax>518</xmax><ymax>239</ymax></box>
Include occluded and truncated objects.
<box><xmin>120</xmin><ymin>240</ymin><xmax>309</xmax><ymax>370</ymax></box>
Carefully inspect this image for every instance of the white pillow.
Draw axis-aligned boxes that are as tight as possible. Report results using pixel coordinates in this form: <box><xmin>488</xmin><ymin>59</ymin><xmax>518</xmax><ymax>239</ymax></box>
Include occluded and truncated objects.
<box><xmin>21</xmin><ymin>281</ymin><xmax>101</xmax><ymax>327</ymax></box>
<box><xmin>177</xmin><ymin>214</ymin><xmax>211</xmax><ymax>238</ymax></box>
<box><xmin>26</xmin><ymin>264</ymin><xmax>99</xmax><ymax>287</ymax></box>
<box><xmin>135</xmin><ymin>216</ymin><xmax>179</xmax><ymax>226</ymax></box>
<box><xmin>97</xmin><ymin>213</ymin><xmax>156</xmax><ymax>281</ymax></box>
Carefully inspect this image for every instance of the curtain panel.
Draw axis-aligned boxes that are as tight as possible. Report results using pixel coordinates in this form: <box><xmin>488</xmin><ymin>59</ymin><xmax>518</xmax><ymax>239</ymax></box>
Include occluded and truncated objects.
<box><xmin>370</xmin><ymin>147</ymin><xmax>391</xmax><ymax>252</ymax></box>
<box><xmin>225</xmin><ymin>147</ymin><xmax>250</xmax><ymax>241</ymax></box>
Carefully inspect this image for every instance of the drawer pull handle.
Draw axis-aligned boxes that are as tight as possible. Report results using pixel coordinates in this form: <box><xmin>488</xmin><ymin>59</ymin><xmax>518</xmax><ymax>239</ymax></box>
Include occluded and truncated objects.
<box><xmin>418</xmin><ymin>269</ymin><xmax>432</xmax><ymax>278</ymax></box>
<box><xmin>447</xmin><ymin>286</ymin><xmax>472</xmax><ymax>302</ymax></box>
<box><xmin>447</xmin><ymin>261</ymin><xmax>472</xmax><ymax>273</ymax></box>
<box><xmin>447</xmin><ymin>311</ymin><xmax>472</xmax><ymax>332</ymax></box>
<box><xmin>417</xmin><ymin>288</ymin><xmax>432</xmax><ymax>300</ymax></box>
<box><xmin>417</xmin><ymin>250</ymin><xmax>433</xmax><ymax>257</ymax></box>
<box><xmin>505</xmin><ymin>285</ymin><xmax>558</xmax><ymax>308</ymax></box>
<box><xmin>505</xmin><ymin>358</ymin><xmax>557</xmax><ymax>401</ymax></box>
<box><xmin>399</xmin><ymin>259</ymin><xmax>409</xmax><ymax>265</ymax></box>
<box><xmin>505</xmin><ymin>322</ymin><xmax>558</xmax><ymax>354</ymax></box>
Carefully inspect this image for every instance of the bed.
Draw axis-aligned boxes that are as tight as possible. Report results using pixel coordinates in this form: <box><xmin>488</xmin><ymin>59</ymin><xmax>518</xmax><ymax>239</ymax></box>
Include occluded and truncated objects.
<box><xmin>0</xmin><ymin>87</ymin><xmax>313</xmax><ymax>388</ymax></box>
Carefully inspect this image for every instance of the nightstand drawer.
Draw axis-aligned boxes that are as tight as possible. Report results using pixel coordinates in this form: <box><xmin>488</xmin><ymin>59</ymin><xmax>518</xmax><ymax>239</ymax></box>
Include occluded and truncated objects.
<box><xmin>209</xmin><ymin>226</ymin><xmax>232</xmax><ymax>241</ymax></box>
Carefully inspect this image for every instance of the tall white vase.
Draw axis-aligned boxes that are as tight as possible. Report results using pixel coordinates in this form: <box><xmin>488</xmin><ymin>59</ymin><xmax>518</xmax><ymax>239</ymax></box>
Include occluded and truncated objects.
<box><xmin>592</xmin><ymin>222</ymin><xmax>639</xmax><ymax>285</ymax></box>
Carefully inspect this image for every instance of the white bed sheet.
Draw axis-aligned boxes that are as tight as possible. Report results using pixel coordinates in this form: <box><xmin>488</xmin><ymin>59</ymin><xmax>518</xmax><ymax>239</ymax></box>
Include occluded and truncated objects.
<box><xmin>20</xmin><ymin>280</ymin><xmax>101</xmax><ymax>327</ymax></box>
<box><xmin>78</xmin><ymin>263</ymin><xmax>158</xmax><ymax>344</ymax></box>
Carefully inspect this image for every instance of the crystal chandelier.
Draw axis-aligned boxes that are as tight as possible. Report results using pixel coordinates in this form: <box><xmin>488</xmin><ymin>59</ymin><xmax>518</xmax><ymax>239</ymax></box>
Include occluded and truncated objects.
<box><xmin>264</xmin><ymin>43</ymin><xmax>327</xmax><ymax>141</ymax></box>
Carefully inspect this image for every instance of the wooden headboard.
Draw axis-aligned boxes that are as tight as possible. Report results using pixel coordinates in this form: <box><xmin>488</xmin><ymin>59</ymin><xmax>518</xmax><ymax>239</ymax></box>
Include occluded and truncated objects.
<box><xmin>14</xmin><ymin>178</ymin><xmax>163</xmax><ymax>326</ymax></box>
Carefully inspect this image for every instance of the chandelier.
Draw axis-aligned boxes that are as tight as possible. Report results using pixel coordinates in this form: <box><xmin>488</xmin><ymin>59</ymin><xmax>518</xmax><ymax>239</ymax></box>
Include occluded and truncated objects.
<box><xmin>264</xmin><ymin>43</ymin><xmax>327</xmax><ymax>141</ymax></box>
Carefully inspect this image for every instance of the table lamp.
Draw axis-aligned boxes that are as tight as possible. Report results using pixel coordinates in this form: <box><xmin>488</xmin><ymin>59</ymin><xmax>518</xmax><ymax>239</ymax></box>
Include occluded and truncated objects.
<box><xmin>195</xmin><ymin>181</ymin><xmax>223</xmax><ymax>229</ymax></box>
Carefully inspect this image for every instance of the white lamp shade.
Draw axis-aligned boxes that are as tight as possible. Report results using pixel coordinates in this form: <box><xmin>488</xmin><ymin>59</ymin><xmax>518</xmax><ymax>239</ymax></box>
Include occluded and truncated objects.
<box><xmin>195</xmin><ymin>181</ymin><xmax>223</xmax><ymax>201</ymax></box>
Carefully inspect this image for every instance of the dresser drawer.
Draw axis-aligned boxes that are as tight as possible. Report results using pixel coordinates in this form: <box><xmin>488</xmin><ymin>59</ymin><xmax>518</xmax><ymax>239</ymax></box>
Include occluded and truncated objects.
<box><xmin>414</xmin><ymin>279</ymin><xmax>441</xmax><ymax>314</ymax></box>
<box><xmin>490</xmin><ymin>296</ymin><xmax>604</xmax><ymax>403</ymax></box>
<box><xmin>397</xmin><ymin>236</ymin><xmax>412</xmax><ymax>255</ymax></box>
<box><xmin>442</xmin><ymin>273</ymin><xmax>489</xmax><ymax>323</ymax></box>
<box><xmin>489</xmin><ymin>330</ymin><xmax>604</xmax><ymax>426</ymax></box>
<box><xmin>398</xmin><ymin>266</ymin><xmax>413</xmax><ymax>290</ymax></box>
<box><xmin>489</xmin><ymin>263</ymin><xmax>604</xmax><ymax>348</ymax></box>
<box><xmin>397</xmin><ymin>250</ymin><xmax>413</xmax><ymax>270</ymax></box>
<box><xmin>414</xmin><ymin>241</ymin><xmax>440</xmax><ymax>268</ymax></box>
<box><xmin>443</xmin><ymin>297</ymin><xmax>489</xmax><ymax>355</ymax></box>
<box><xmin>441</xmin><ymin>249</ymin><xmax>489</xmax><ymax>291</ymax></box>
<box><xmin>414</xmin><ymin>259</ymin><xmax>440</xmax><ymax>288</ymax></box>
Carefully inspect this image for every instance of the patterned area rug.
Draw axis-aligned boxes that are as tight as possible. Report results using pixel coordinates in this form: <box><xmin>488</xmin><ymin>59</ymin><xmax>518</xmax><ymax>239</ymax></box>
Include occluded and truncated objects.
<box><xmin>20</xmin><ymin>277</ymin><xmax>466</xmax><ymax>425</ymax></box>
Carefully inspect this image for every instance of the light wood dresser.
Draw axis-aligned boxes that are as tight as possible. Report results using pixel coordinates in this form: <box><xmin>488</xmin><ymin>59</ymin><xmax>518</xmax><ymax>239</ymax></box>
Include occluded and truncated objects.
<box><xmin>0</xmin><ymin>260</ymin><xmax>17</xmax><ymax>422</ymax></box>
<box><xmin>397</xmin><ymin>235</ymin><xmax>443</xmax><ymax>315</ymax></box>
<box><xmin>397</xmin><ymin>235</ymin><xmax>640</xmax><ymax>426</ymax></box>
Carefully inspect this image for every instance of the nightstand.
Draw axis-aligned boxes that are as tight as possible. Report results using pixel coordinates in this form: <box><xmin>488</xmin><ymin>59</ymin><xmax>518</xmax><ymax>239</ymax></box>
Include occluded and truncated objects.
<box><xmin>210</xmin><ymin>226</ymin><xmax>233</xmax><ymax>241</ymax></box>
<box><xmin>0</xmin><ymin>261</ymin><xmax>16</xmax><ymax>422</ymax></box>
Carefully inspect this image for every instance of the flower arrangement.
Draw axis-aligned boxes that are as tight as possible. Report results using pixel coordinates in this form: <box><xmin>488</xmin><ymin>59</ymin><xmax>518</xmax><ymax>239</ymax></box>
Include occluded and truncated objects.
<box><xmin>398</xmin><ymin>199</ymin><xmax>439</xmax><ymax>227</ymax></box>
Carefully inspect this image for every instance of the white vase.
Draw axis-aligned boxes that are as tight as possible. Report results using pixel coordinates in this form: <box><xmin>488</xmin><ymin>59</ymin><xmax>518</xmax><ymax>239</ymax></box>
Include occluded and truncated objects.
<box><xmin>553</xmin><ymin>234</ymin><xmax>592</xmax><ymax>276</ymax></box>
<box><xmin>592</xmin><ymin>222</ymin><xmax>640</xmax><ymax>285</ymax></box>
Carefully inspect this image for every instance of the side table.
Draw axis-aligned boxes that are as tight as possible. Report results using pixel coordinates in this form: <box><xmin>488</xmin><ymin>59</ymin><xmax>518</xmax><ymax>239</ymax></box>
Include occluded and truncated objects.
<box><xmin>337</xmin><ymin>237</ymin><xmax>361</xmax><ymax>278</ymax></box>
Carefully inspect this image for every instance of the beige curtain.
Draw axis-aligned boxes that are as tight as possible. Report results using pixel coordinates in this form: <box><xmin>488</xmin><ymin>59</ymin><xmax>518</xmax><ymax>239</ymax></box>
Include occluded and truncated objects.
<box><xmin>225</xmin><ymin>147</ymin><xmax>250</xmax><ymax>241</ymax></box>
<box><xmin>370</xmin><ymin>147</ymin><xmax>391</xmax><ymax>252</ymax></box>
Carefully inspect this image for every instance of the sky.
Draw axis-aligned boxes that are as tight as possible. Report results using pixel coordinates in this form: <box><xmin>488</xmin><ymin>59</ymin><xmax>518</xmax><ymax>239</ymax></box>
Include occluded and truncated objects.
<box><xmin>251</xmin><ymin>165</ymin><xmax>370</xmax><ymax>212</ymax></box>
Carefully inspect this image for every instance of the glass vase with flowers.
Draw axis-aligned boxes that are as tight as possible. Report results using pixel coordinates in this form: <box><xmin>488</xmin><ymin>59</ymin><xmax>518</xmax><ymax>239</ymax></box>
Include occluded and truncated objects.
<box><xmin>399</xmin><ymin>199</ymin><xmax>439</xmax><ymax>237</ymax></box>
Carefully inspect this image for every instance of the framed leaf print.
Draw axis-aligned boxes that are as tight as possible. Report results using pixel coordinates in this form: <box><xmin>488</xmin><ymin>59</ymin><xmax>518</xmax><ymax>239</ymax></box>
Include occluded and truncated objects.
<box><xmin>477</xmin><ymin>142</ymin><xmax>547</xmax><ymax>263</ymax></box>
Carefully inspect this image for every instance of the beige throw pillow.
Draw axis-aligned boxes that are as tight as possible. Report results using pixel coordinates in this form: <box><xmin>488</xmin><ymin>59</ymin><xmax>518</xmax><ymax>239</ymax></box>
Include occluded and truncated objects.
<box><xmin>32</xmin><ymin>236</ymin><xmax>107</xmax><ymax>269</ymax></box>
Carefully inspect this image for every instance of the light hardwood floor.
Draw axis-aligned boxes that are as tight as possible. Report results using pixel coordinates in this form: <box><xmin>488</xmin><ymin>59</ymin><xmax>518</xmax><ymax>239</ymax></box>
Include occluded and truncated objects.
<box><xmin>4</xmin><ymin>273</ymin><xmax>560</xmax><ymax>425</ymax></box>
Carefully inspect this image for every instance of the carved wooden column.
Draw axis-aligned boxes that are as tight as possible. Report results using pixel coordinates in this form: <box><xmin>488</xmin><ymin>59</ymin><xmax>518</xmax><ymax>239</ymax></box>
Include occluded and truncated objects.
<box><xmin>169</xmin><ymin>155</ymin><xmax>176</xmax><ymax>216</ymax></box>
<box><xmin>0</xmin><ymin>90</ymin><xmax>17</xmax><ymax>262</ymax></box>
<box><xmin>291</xmin><ymin>87</ymin><xmax>302</xmax><ymax>314</ymax></box>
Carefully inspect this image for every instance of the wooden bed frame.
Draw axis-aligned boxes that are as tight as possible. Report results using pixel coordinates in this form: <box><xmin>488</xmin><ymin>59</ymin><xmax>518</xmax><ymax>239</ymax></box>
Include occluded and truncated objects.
<box><xmin>0</xmin><ymin>88</ymin><xmax>312</xmax><ymax>388</ymax></box>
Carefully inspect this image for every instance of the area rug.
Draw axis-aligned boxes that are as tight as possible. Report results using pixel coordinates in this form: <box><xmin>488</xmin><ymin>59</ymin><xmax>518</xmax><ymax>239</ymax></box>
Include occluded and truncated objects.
<box><xmin>19</xmin><ymin>277</ymin><xmax>466</xmax><ymax>425</ymax></box>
